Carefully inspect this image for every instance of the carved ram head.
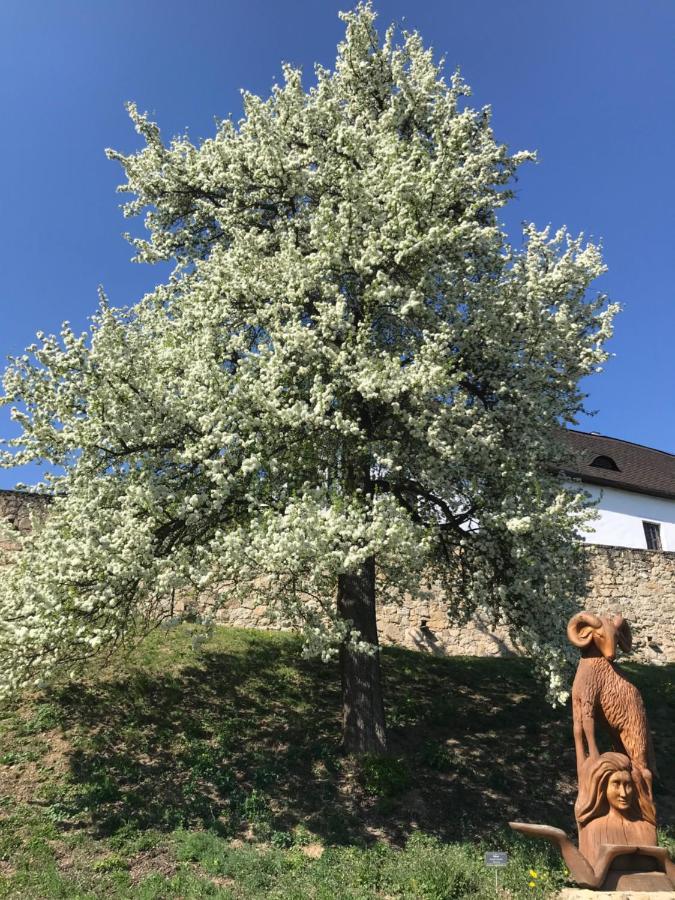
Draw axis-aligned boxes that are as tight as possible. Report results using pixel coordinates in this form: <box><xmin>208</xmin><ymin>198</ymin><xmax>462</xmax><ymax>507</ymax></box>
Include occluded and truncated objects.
<box><xmin>567</xmin><ymin>611</ymin><xmax>633</xmax><ymax>661</ymax></box>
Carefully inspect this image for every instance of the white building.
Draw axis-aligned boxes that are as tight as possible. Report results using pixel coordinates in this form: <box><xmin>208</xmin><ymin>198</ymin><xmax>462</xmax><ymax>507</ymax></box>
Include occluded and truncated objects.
<box><xmin>563</xmin><ymin>430</ymin><xmax>675</xmax><ymax>552</ymax></box>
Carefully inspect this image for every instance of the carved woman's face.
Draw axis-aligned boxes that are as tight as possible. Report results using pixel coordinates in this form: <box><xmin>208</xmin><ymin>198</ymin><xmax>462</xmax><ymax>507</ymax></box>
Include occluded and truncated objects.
<box><xmin>606</xmin><ymin>770</ymin><xmax>634</xmax><ymax>813</ymax></box>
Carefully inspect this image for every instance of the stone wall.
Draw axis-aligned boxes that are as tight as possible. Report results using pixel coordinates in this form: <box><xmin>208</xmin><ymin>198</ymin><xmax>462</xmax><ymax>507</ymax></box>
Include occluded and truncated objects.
<box><xmin>1</xmin><ymin>489</ymin><xmax>674</xmax><ymax>663</ymax></box>
<box><xmin>0</xmin><ymin>490</ymin><xmax>50</xmax><ymax>553</ymax></box>
<box><xmin>211</xmin><ymin>545</ymin><xmax>675</xmax><ymax>664</ymax></box>
<box><xmin>215</xmin><ymin>588</ymin><xmax>518</xmax><ymax>657</ymax></box>
<box><xmin>584</xmin><ymin>545</ymin><xmax>675</xmax><ymax>664</ymax></box>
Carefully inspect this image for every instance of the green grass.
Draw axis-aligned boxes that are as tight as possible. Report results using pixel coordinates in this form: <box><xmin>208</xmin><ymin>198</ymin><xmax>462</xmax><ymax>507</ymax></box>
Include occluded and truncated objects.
<box><xmin>0</xmin><ymin>625</ymin><xmax>672</xmax><ymax>898</ymax></box>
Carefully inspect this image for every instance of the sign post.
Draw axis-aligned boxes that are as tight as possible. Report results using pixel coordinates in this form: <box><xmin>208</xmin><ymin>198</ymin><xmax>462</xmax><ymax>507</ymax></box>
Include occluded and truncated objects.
<box><xmin>484</xmin><ymin>851</ymin><xmax>508</xmax><ymax>893</ymax></box>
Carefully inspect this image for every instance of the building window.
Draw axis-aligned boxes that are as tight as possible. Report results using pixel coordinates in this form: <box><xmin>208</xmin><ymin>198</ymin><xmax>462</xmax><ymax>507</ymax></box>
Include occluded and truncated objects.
<box><xmin>590</xmin><ymin>455</ymin><xmax>620</xmax><ymax>471</ymax></box>
<box><xmin>643</xmin><ymin>521</ymin><xmax>662</xmax><ymax>551</ymax></box>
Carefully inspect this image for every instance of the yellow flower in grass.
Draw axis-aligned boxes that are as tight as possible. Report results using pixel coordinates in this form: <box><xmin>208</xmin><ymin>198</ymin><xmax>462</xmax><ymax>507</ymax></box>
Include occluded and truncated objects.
<box><xmin>528</xmin><ymin>882</ymin><xmax>536</xmax><ymax>889</ymax></box>
<box><xmin>529</xmin><ymin>870</ymin><xmax>538</xmax><ymax>878</ymax></box>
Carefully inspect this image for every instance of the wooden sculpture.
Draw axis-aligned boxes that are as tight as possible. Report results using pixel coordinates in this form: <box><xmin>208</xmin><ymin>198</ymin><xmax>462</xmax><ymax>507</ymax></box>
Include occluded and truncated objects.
<box><xmin>510</xmin><ymin>611</ymin><xmax>674</xmax><ymax>892</ymax></box>
<box><xmin>567</xmin><ymin>612</ymin><xmax>656</xmax><ymax>805</ymax></box>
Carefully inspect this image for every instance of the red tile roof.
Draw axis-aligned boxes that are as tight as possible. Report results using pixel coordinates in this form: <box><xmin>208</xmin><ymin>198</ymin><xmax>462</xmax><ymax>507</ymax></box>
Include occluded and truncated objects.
<box><xmin>561</xmin><ymin>430</ymin><xmax>675</xmax><ymax>501</ymax></box>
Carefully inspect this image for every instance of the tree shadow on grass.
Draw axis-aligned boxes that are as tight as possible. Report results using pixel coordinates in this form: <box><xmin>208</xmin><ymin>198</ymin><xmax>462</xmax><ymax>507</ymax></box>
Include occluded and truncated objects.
<box><xmin>45</xmin><ymin>631</ymin><xmax>350</xmax><ymax>841</ymax></box>
<box><xmin>40</xmin><ymin>629</ymin><xmax>675</xmax><ymax>846</ymax></box>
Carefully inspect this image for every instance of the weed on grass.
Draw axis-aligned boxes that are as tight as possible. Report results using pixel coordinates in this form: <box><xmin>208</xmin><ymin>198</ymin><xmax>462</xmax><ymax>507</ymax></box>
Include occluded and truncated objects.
<box><xmin>169</xmin><ymin>828</ymin><xmax>566</xmax><ymax>899</ymax></box>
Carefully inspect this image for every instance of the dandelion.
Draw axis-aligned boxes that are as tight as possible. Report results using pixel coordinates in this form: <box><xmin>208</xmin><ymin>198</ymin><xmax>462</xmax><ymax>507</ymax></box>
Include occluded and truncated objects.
<box><xmin>528</xmin><ymin>882</ymin><xmax>536</xmax><ymax>889</ymax></box>
<box><xmin>529</xmin><ymin>869</ymin><xmax>538</xmax><ymax>878</ymax></box>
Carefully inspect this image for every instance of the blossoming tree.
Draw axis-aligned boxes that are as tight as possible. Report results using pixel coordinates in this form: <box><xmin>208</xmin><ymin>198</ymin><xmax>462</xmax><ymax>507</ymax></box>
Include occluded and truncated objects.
<box><xmin>0</xmin><ymin>4</ymin><xmax>616</xmax><ymax>753</ymax></box>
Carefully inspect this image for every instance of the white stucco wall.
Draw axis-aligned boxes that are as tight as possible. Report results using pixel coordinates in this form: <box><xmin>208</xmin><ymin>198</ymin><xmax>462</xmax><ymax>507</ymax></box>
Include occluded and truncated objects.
<box><xmin>569</xmin><ymin>482</ymin><xmax>675</xmax><ymax>551</ymax></box>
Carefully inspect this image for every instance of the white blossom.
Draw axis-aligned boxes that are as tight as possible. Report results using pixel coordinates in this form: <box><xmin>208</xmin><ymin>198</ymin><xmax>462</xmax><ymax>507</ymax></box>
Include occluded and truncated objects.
<box><xmin>0</xmin><ymin>3</ymin><xmax>616</xmax><ymax>702</ymax></box>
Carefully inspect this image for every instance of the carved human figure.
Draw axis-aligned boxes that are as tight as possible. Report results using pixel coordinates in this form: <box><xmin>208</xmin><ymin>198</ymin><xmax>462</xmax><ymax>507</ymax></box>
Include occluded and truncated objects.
<box><xmin>576</xmin><ymin>753</ymin><xmax>657</xmax><ymax>870</ymax></box>
<box><xmin>512</xmin><ymin>753</ymin><xmax>673</xmax><ymax>889</ymax></box>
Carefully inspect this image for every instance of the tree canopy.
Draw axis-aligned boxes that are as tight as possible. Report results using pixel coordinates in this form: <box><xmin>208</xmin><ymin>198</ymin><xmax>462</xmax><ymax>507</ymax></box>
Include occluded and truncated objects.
<box><xmin>0</xmin><ymin>4</ymin><xmax>615</xmax><ymax>746</ymax></box>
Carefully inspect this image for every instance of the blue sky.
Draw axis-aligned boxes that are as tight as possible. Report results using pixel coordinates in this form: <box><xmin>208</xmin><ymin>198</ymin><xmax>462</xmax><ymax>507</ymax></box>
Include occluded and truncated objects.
<box><xmin>1</xmin><ymin>0</ymin><xmax>673</xmax><ymax>489</ymax></box>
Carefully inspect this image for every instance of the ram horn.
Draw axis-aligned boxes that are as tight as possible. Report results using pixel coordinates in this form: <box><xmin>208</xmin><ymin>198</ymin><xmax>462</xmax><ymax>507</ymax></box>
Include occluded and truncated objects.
<box><xmin>614</xmin><ymin>612</ymin><xmax>633</xmax><ymax>653</ymax></box>
<box><xmin>567</xmin><ymin>611</ymin><xmax>602</xmax><ymax>648</ymax></box>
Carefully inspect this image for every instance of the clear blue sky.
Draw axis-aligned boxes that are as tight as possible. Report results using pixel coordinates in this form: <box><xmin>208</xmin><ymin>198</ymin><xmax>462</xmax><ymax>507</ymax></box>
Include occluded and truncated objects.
<box><xmin>1</xmin><ymin>0</ymin><xmax>673</xmax><ymax>489</ymax></box>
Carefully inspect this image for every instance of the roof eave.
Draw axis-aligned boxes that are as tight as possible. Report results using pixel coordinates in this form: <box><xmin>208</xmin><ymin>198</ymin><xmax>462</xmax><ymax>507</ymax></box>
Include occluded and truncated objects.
<box><xmin>563</xmin><ymin>470</ymin><xmax>675</xmax><ymax>502</ymax></box>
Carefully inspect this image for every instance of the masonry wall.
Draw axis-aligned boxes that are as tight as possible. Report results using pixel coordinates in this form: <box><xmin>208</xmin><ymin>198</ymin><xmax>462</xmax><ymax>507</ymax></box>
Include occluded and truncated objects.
<box><xmin>0</xmin><ymin>490</ymin><xmax>50</xmax><ymax>553</ymax></box>
<box><xmin>211</xmin><ymin>544</ymin><xmax>675</xmax><ymax>664</ymax></box>
<box><xmin>583</xmin><ymin>544</ymin><xmax>675</xmax><ymax>663</ymax></box>
<box><xmin>1</xmin><ymin>490</ymin><xmax>674</xmax><ymax>663</ymax></box>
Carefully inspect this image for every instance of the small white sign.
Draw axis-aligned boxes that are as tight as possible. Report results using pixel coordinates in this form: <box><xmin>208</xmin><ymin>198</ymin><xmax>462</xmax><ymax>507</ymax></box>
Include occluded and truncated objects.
<box><xmin>484</xmin><ymin>851</ymin><xmax>509</xmax><ymax>867</ymax></box>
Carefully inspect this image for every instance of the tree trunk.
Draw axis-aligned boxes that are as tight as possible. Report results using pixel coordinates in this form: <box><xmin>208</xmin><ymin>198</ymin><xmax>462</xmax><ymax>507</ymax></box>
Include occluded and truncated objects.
<box><xmin>337</xmin><ymin>555</ymin><xmax>388</xmax><ymax>755</ymax></box>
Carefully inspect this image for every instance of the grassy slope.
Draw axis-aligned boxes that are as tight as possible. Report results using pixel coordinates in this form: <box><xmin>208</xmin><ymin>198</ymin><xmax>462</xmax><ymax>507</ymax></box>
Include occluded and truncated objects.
<box><xmin>0</xmin><ymin>625</ymin><xmax>672</xmax><ymax>899</ymax></box>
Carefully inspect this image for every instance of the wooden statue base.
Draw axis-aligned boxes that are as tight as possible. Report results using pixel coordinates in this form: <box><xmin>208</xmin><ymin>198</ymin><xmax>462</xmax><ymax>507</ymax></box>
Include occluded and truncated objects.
<box><xmin>599</xmin><ymin>853</ymin><xmax>675</xmax><ymax>892</ymax></box>
<box><xmin>603</xmin><ymin>871</ymin><xmax>675</xmax><ymax>893</ymax></box>
<box><xmin>510</xmin><ymin>822</ymin><xmax>675</xmax><ymax>893</ymax></box>
<box><xmin>559</xmin><ymin>889</ymin><xmax>675</xmax><ymax>899</ymax></box>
